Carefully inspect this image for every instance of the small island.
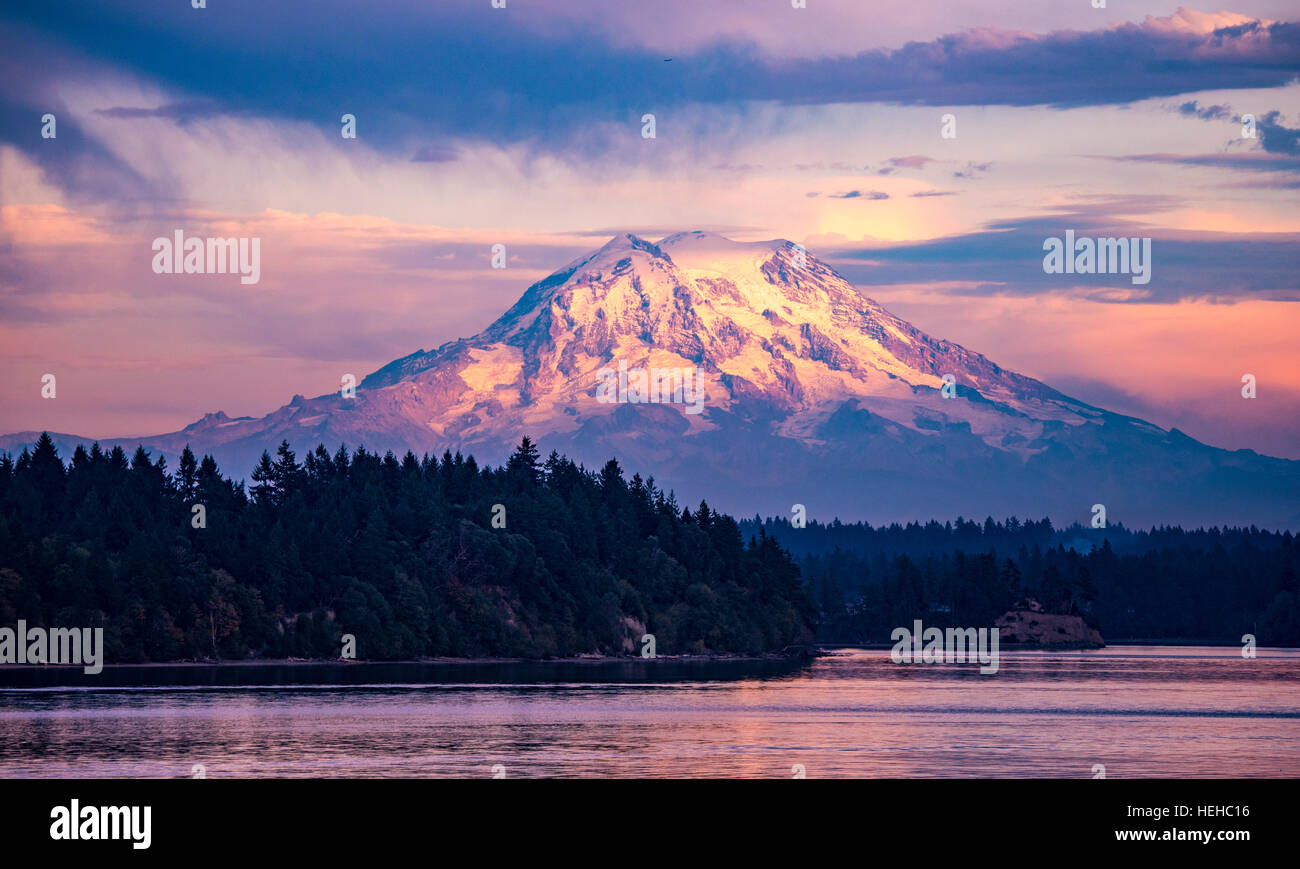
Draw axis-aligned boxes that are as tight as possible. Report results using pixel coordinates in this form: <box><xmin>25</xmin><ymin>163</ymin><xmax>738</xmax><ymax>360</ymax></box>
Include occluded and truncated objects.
<box><xmin>996</xmin><ymin>603</ymin><xmax>1104</xmax><ymax>649</ymax></box>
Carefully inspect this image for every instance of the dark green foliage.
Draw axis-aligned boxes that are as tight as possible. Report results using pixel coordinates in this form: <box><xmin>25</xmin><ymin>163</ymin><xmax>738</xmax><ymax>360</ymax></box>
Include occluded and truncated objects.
<box><xmin>0</xmin><ymin>435</ymin><xmax>814</xmax><ymax>662</ymax></box>
<box><xmin>746</xmin><ymin>515</ymin><xmax>1300</xmax><ymax>646</ymax></box>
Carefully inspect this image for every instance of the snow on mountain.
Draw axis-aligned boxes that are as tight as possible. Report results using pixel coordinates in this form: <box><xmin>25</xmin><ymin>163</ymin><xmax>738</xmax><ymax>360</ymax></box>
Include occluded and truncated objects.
<box><xmin>360</xmin><ymin>230</ymin><xmax>1090</xmax><ymax>451</ymax></box>
<box><xmin>4</xmin><ymin>232</ymin><xmax>1297</xmax><ymax>528</ymax></box>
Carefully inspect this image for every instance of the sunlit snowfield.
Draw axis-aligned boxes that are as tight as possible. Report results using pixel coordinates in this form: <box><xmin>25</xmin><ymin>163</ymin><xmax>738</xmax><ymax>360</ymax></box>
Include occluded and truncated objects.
<box><xmin>2</xmin><ymin>647</ymin><xmax>1297</xmax><ymax>778</ymax></box>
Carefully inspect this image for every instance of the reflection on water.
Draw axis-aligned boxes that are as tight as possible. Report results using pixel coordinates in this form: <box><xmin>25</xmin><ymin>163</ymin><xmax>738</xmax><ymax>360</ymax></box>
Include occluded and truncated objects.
<box><xmin>1</xmin><ymin>647</ymin><xmax>1297</xmax><ymax>778</ymax></box>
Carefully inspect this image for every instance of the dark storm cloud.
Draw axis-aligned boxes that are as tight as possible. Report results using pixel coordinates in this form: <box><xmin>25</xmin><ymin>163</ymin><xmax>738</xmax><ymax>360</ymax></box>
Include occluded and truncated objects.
<box><xmin>3</xmin><ymin>2</ymin><xmax>1297</xmax><ymax>152</ymax></box>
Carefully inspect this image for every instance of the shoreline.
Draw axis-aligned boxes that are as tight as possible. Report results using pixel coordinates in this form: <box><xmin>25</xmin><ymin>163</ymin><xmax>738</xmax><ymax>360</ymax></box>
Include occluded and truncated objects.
<box><xmin>3</xmin><ymin>640</ymin><xmax>1287</xmax><ymax>672</ymax></box>
<box><xmin>0</xmin><ymin>649</ymin><xmax>822</xmax><ymax>671</ymax></box>
<box><xmin>822</xmin><ymin>639</ymin><xmax>1285</xmax><ymax>650</ymax></box>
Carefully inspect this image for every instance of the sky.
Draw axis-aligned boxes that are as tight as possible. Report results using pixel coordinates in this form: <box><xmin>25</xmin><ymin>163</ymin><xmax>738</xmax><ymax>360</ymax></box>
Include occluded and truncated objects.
<box><xmin>1</xmin><ymin>1</ymin><xmax>1298</xmax><ymax>458</ymax></box>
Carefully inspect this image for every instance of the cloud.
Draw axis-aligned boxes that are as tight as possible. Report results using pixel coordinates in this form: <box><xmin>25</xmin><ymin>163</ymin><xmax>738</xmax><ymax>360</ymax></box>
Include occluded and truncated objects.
<box><xmin>1169</xmin><ymin>102</ymin><xmax>1300</xmax><ymax>155</ymax></box>
<box><xmin>887</xmin><ymin>155</ymin><xmax>936</xmax><ymax>169</ymax></box>
<box><xmin>93</xmin><ymin>100</ymin><xmax>233</xmax><ymax>123</ymax></box>
<box><xmin>825</xmin><ymin>197</ymin><xmax>1300</xmax><ymax>303</ymax></box>
<box><xmin>1081</xmin><ymin>110</ymin><xmax>1300</xmax><ymax>187</ymax></box>
<box><xmin>3</xmin><ymin>4</ymin><xmax>1297</xmax><ymax>181</ymax></box>
<box><xmin>831</xmin><ymin>190</ymin><xmax>890</xmax><ymax>200</ymax></box>
<box><xmin>1091</xmin><ymin>151</ymin><xmax>1300</xmax><ymax>174</ymax></box>
<box><xmin>1258</xmin><ymin>110</ymin><xmax>1300</xmax><ymax>155</ymax></box>
<box><xmin>721</xmin><ymin>10</ymin><xmax>1300</xmax><ymax>110</ymax></box>
<box><xmin>0</xmin><ymin>95</ymin><xmax>165</xmax><ymax>206</ymax></box>
<box><xmin>1176</xmin><ymin>99</ymin><xmax>1233</xmax><ymax>121</ymax></box>
<box><xmin>910</xmin><ymin>190</ymin><xmax>956</xmax><ymax>197</ymax></box>
<box><xmin>953</xmin><ymin>161</ymin><xmax>992</xmax><ymax>179</ymax></box>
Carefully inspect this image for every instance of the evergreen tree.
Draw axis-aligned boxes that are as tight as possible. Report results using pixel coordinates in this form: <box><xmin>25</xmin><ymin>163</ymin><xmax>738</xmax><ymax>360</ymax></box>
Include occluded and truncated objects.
<box><xmin>506</xmin><ymin>436</ymin><xmax>541</xmax><ymax>486</ymax></box>
<box><xmin>250</xmin><ymin>451</ymin><xmax>277</xmax><ymax>505</ymax></box>
<box><xmin>176</xmin><ymin>445</ymin><xmax>199</xmax><ymax>502</ymax></box>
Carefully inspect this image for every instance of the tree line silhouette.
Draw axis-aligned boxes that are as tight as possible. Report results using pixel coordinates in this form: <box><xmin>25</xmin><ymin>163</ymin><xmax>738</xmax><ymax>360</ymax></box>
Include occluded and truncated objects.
<box><xmin>0</xmin><ymin>433</ymin><xmax>814</xmax><ymax>661</ymax></box>
<box><xmin>3</xmin><ymin>431</ymin><xmax>1296</xmax><ymax>661</ymax></box>
<box><xmin>741</xmin><ymin>516</ymin><xmax>1300</xmax><ymax>645</ymax></box>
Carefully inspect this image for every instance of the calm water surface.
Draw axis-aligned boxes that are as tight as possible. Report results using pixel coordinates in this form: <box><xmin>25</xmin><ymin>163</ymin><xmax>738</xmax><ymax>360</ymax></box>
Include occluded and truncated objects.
<box><xmin>2</xmin><ymin>646</ymin><xmax>1297</xmax><ymax>778</ymax></box>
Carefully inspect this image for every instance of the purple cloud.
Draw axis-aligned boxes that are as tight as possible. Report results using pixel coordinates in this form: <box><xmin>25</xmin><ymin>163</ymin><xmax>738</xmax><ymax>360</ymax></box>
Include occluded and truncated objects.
<box><xmin>953</xmin><ymin>161</ymin><xmax>992</xmax><ymax>179</ymax></box>
<box><xmin>1091</xmin><ymin>151</ymin><xmax>1300</xmax><ymax>173</ymax></box>
<box><xmin>1177</xmin><ymin>100</ymin><xmax>1233</xmax><ymax>121</ymax></box>
<box><xmin>1258</xmin><ymin>110</ymin><xmax>1300</xmax><ymax>155</ymax></box>
<box><xmin>831</xmin><ymin>190</ymin><xmax>890</xmax><ymax>200</ymax></box>
<box><xmin>888</xmin><ymin>155</ymin><xmax>936</xmax><ymax>169</ymax></box>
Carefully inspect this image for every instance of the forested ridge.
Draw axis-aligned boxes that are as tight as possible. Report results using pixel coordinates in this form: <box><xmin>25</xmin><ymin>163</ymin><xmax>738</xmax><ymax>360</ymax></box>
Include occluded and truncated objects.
<box><xmin>0</xmin><ymin>433</ymin><xmax>814</xmax><ymax>661</ymax></box>
<box><xmin>2</xmin><ymin>431</ymin><xmax>1296</xmax><ymax>662</ymax></box>
<box><xmin>742</xmin><ymin>516</ymin><xmax>1300</xmax><ymax>645</ymax></box>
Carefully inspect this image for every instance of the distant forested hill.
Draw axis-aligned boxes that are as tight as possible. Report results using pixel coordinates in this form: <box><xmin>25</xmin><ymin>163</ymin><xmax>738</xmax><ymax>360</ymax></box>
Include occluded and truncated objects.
<box><xmin>739</xmin><ymin>516</ymin><xmax>1300</xmax><ymax>645</ymax></box>
<box><xmin>0</xmin><ymin>433</ymin><xmax>814</xmax><ymax>662</ymax></box>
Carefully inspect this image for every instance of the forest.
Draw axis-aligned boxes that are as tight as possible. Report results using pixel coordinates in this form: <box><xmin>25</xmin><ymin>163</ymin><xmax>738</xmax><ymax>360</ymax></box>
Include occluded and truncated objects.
<box><xmin>2</xmin><ymin>431</ymin><xmax>1296</xmax><ymax>663</ymax></box>
<box><xmin>0</xmin><ymin>433</ymin><xmax>814</xmax><ymax>661</ymax></box>
<box><xmin>741</xmin><ymin>515</ymin><xmax>1300</xmax><ymax>645</ymax></box>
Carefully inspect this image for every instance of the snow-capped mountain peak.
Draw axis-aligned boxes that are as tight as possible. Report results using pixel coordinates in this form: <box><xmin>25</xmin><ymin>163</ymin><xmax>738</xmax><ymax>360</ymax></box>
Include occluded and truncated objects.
<box><xmin>8</xmin><ymin>232</ymin><xmax>1296</xmax><ymax>528</ymax></box>
<box><xmin>356</xmin><ymin>231</ymin><xmax>1086</xmax><ymax>450</ymax></box>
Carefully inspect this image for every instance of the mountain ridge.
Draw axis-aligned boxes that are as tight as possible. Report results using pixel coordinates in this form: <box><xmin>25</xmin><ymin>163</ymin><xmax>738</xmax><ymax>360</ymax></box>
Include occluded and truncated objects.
<box><xmin>4</xmin><ymin>231</ymin><xmax>1297</xmax><ymax>529</ymax></box>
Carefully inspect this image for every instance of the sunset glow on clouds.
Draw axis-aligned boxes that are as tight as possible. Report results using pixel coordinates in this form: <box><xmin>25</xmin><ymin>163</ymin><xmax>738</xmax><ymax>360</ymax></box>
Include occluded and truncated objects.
<box><xmin>1</xmin><ymin>2</ymin><xmax>1297</xmax><ymax>457</ymax></box>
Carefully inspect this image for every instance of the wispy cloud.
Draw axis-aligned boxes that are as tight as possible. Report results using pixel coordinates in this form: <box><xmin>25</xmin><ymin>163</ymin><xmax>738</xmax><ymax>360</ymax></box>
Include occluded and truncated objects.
<box><xmin>953</xmin><ymin>161</ymin><xmax>993</xmax><ymax>179</ymax></box>
<box><xmin>830</xmin><ymin>190</ymin><xmax>890</xmax><ymax>200</ymax></box>
<box><xmin>887</xmin><ymin>155</ymin><xmax>936</xmax><ymax>169</ymax></box>
<box><xmin>1091</xmin><ymin>151</ymin><xmax>1300</xmax><ymax>173</ymax></box>
<box><xmin>827</xmin><ymin>198</ymin><xmax>1300</xmax><ymax>303</ymax></box>
<box><xmin>92</xmin><ymin>100</ymin><xmax>235</xmax><ymax>123</ymax></box>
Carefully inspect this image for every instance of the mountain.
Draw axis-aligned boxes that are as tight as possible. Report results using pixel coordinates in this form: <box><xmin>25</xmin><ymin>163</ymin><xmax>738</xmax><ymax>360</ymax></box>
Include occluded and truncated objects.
<box><xmin>4</xmin><ymin>231</ymin><xmax>1297</xmax><ymax>528</ymax></box>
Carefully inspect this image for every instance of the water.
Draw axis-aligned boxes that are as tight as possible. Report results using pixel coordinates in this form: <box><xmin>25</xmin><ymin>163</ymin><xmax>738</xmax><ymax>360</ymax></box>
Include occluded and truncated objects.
<box><xmin>1</xmin><ymin>646</ymin><xmax>1297</xmax><ymax>778</ymax></box>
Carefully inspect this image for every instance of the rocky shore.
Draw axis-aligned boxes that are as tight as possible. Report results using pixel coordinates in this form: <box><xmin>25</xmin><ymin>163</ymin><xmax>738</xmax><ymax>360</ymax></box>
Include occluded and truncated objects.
<box><xmin>994</xmin><ymin>610</ymin><xmax>1105</xmax><ymax>649</ymax></box>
